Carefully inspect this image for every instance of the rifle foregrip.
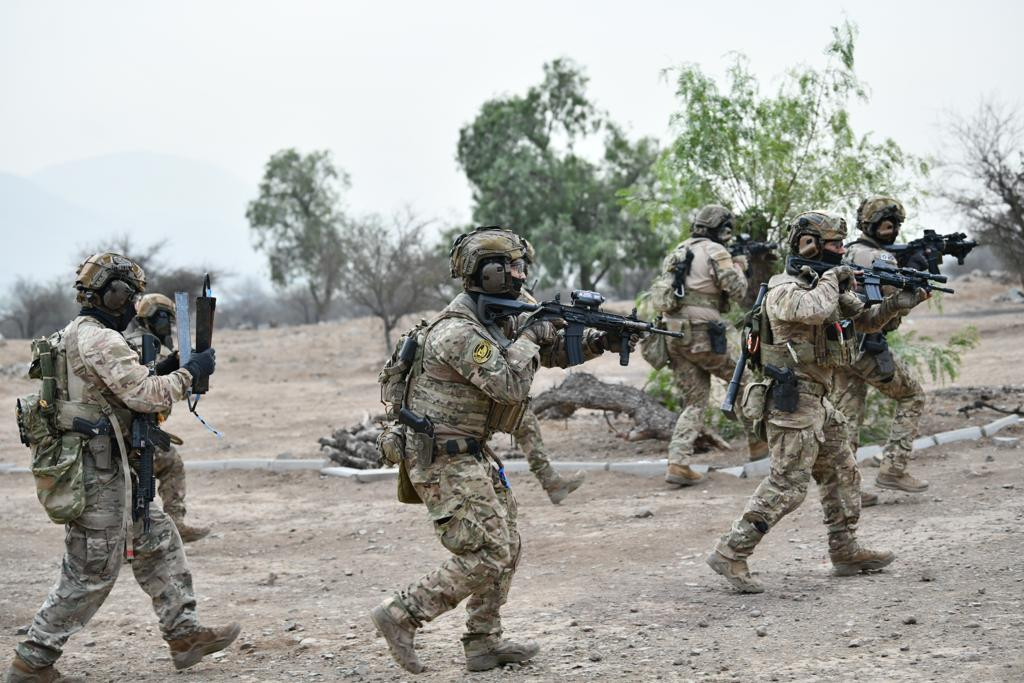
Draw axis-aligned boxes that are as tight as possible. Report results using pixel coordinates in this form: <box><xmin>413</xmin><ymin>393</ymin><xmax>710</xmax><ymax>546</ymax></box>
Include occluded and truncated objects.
<box><xmin>619</xmin><ymin>345</ymin><xmax>629</xmax><ymax>366</ymax></box>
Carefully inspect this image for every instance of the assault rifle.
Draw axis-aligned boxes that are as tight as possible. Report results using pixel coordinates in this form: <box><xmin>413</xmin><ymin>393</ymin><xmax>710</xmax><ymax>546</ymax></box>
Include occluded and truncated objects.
<box><xmin>786</xmin><ymin>256</ymin><xmax>954</xmax><ymax>304</ymax></box>
<box><xmin>729</xmin><ymin>233</ymin><xmax>779</xmax><ymax>260</ymax></box>
<box><xmin>721</xmin><ymin>282</ymin><xmax>768</xmax><ymax>420</ymax></box>
<box><xmin>477</xmin><ymin>289</ymin><xmax>684</xmax><ymax>367</ymax></box>
<box><xmin>132</xmin><ymin>334</ymin><xmax>172</xmax><ymax>533</ymax></box>
<box><xmin>884</xmin><ymin>229</ymin><xmax>977</xmax><ymax>274</ymax></box>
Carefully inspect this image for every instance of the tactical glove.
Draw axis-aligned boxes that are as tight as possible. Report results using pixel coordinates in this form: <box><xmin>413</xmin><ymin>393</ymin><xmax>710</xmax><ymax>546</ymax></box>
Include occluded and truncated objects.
<box><xmin>182</xmin><ymin>348</ymin><xmax>216</xmax><ymax>381</ymax></box>
<box><xmin>732</xmin><ymin>254</ymin><xmax>749</xmax><ymax>273</ymax></box>
<box><xmin>837</xmin><ymin>291</ymin><xmax>864</xmax><ymax>319</ymax></box>
<box><xmin>895</xmin><ymin>288</ymin><xmax>928</xmax><ymax>310</ymax></box>
<box><xmin>520</xmin><ymin>319</ymin><xmax>559</xmax><ymax>347</ymax></box>
<box><xmin>154</xmin><ymin>351</ymin><xmax>180</xmax><ymax>376</ymax></box>
<box><xmin>597</xmin><ymin>331</ymin><xmax>641</xmax><ymax>353</ymax></box>
<box><xmin>831</xmin><ymin>265</ymin><xmax>858</xmax><ymax>290</ymax></box>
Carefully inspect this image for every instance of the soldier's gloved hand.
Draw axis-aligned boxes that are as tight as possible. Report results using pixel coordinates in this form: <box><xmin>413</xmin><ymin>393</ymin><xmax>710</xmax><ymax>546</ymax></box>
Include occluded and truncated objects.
<box><xmin>154</xmin><ymin>351</ymin><xmax>180</xmax><ymax>376</ymax></box>
<box><xmin>832</xmin><ymin>265</ymin><xmax>858</xmax><ymax>290</ymax></box>
<box><xmin>598</xmin><ymin>331</ymin><xmax>641</xmax><ymax>353</ymax></box>
<box><xmin>837</xmin><ymin>291</ymin><xmax>864</xmax><ymax>318</ymax></box>
<box><xmin>182</xmin><ymin>348</ymin><xmax>216</xmax><ymax>381</ymax></box>
<box><xmin>895</xmin><ymin>288</ymin><xmax>928</xmax><ymax>310</ymax></box>
<box><xmin>520</xmin><ymin>320</ymin><xmax>559</xmax><ymax>347</ymax></box>
<box><xmin>732</xmin><ymin>254</ymin><xmax>749</xmax><ymax>272</ymax></box>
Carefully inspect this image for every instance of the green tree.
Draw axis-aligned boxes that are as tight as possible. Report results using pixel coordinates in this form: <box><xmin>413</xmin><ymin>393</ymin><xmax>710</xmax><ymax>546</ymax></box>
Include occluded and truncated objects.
<box><xmin>457</xmin><ymin>58</ymin><xmax>663</xmax><ymax>291</ymax></box>
<box><xmin>632</xmin><ymin>21</ymin><xmax>923</xmax><ymax>255</ymax></box>
<box><xmin>246</xmin><ymin>149</ymin><xmax>348</xmax><ymax>323</ymax></box>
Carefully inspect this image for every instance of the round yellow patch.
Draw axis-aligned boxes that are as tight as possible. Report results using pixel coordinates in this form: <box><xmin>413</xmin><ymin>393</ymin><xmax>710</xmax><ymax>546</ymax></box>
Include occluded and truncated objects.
<box><xmin>472</xmin><ymin>340</ymin><xmax>493</xmax><ymax>364</ymax></box>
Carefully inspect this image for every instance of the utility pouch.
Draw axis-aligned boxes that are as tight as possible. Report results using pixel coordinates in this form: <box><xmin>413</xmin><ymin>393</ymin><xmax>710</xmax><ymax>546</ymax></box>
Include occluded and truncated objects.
<box><xmin>640</xmin><ymin>315</ymin><xmax>670</xmax><ymax>370</ymax></box>
<box><xmin>485</xmin><ymin>400</ymin><xmax>528</xmax><ymax>434</ymax></box>
<box><xmin>707</xmin><ymin>321</ymin><xmax>728</xmax><ymax>355</ymax></box>
<box><xmin>764</xmin><ymin>364</ymin><xmax>799</xmax><ymax>413</ymax></box>
<box><xmin>861</xmin><ymin>332</ymin><xmax>896</xmax><ymax>380</ymax></box>
<box><xmin>376</xmin><ymin>424</ymin><xmax>406</xmax><ymax>466</ymax></box>
<box><xmin>739</xmin><ymin>380</ymin><xmax>770</xmax><ymax>442</ymax></box>
<box><xmin>31</xmin><ymin>433</ymin><xmax>86</xmax><ymax>524</ymax></box>
<box><xmin>87</xmin><ymin>434</ymin><xmax>113</xmax><ymax>470</ymax></box>
<box><xmin>397</xmin><ymin>459</ymin><xmax>423</xmax><ymax>505</ymax></box>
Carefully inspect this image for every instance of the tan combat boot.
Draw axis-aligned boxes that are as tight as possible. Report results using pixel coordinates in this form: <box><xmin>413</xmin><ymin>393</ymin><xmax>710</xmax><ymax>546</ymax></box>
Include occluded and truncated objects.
<box><xmin>860</xmin><ymin>489</ymin><xmax>879</xmax><ymax>507</ymax></box>
<box><xmin>875</xmin><ymin>464</ymin><xmax>929</xmax><ymax>493</ymax></box>
<box><xmin>168</xmin><ymin>623</ymin><xmax>241</xmax><ymax>670</ymax></box>
<box><xmin>665</xmin><ymin>463</ymin><xmax>704</xmax><ymax>487</ymax></box>
<box><xmin>747</xmin><ymin>441</ymin><xmax>769</xmax><ymax>462</ymax></box>
<box><xmin>5</xmin><ymin>656</ymin><xmax>82</xmax><ymax>683</ymax></box>
<box><xmin>706</xmin><ymin>550</ymin><xmax>764</xmax><ymax>593</ymax></box>
<box><xmin>173</xmin><ymin>518</ymin><xmax>212</xmax><ymax>543</ymax></box>
<box><xmin>542</xmin><ymin>469</ymin><xmax>585</xmax><ymax>505</ymax></box>
<box><xmin>829</xmin><ymin>532</ymin><xmax>895</xmax><ymax>576</ymax></box>
<box><xmin>371</xmin><ymin>597</ymin><xmax>425</xmax><ymax>674</ymax></box>
<box><xmin>464</xmin><ymin>637</ymin><xmax>540</xmax><ymax>672</ymax></box>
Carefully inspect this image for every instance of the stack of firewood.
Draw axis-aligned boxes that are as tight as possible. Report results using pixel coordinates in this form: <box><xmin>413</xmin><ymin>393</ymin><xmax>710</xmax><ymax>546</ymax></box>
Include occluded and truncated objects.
<box><xmin>318</xmin><ymin>414</ymin><xmax>387</xmax><ymax>469</ymax></box>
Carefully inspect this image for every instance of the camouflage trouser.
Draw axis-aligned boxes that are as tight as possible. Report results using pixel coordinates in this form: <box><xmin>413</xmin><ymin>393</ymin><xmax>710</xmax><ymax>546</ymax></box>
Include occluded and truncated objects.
<box><xmin>831</xmin><ymin>352</ymin><xmax>925</xmax><ymax>473</ymax></box>
<box><xmin>665</xmin><ymin>337</ymin><xmax>763</xmax><ymax>465</ymax></box>
<box><xmin>716</xmin><ymin>393</ymin><xmax>862</xmax><ymax>560</ymax></box>
<box><xmin>17</xmin><ymin>449</ymin><xmax>198</xmax><ymax>669</ymax></box>
<box><xmin>154</xmin><ymin>444</ymin><xmax>187</xmax><ymax>521</ymax></box>
<box><xmin>512</xmin><ymin>410</ymin><xmax>557</xmax><ymax>487</ymax></box>
<box><xmin>400</xmin><ymin>449</ymin><xmax>520</xmax><ymax>643</ymax></box>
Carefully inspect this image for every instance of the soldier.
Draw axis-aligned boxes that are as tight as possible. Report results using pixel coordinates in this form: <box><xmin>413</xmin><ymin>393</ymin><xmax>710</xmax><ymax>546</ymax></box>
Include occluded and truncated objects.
<box><xmin>705</xmin><ymin>212</ymin><xmax>925</xmax><ymax>593</ymax></box>
<box><xmin>371</xmin><ymin>227</ymin><xmax>633</xmax><ymax>673</ymax></box>
<box><xmin>125</xmin><ymin>293</ymin><xmax>211</xmax><ymax>541</ymax></box>
<box><xmin>832</xmin><ymin>197</ymin><xmax>929</xmax><ymax>493</ymax></box>
<box><xmin>648</xmin><ymin>205</ymin><xmax>768</xmax><ymax>487</ymax></box>
<box><xmin>512</xmin><ymin>239</ymin><xmax>586</xmax><ymax>505</ymax></box>
<box><xmin>6</xmin><ymin>253</ymin><xmax>238</xmax><ymax>683</ymax></box>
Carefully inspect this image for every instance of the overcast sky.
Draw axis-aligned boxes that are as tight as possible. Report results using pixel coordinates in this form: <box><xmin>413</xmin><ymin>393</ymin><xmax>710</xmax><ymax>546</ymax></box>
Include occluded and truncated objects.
<box><xmin>2</xmin><ymin>0</ymin><xmax>1022</xmax><ymax>279</ymax></box>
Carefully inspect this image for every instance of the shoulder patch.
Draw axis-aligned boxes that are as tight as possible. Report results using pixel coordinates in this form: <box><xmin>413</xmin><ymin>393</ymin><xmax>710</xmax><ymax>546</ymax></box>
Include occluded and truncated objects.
<box><xmin>472</xmin><ymin>340</ymin><xmax>494</xmax><ymax>364</ymax></box>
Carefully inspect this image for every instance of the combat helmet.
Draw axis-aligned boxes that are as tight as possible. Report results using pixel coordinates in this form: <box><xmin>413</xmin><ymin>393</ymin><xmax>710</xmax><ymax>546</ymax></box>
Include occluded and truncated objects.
<box><xmin>74</xmin><ymin>252</ymin><xmax>146</xmax><ymax>314</ymax></box>
<box><xmin>449</xmin><ymin>226</ymin><xmax>529</xmax><ymax>295</ymax></box>
<box><xmin>692</xmin><ymin>204</ymin><xmax>735</xmax><ymax>243</ymax></box>
<box><xmin>856</xmin><ymin>196</ymin><xmax>905</xmax><ymax>245</ymax></box>
<box><xmin>135</xmin><ymin>293</ymin><xmax>176</xmax><ymax>349</ymax></box>
<box><xmin>787</xmin><ymin>211</ymin><xmax>848</xmax><ymax>261</ymax></box>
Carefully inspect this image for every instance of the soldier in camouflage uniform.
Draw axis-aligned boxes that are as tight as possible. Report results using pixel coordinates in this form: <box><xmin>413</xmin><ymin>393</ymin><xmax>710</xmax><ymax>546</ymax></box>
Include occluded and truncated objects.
<box><xmin>125</xmin><ymin>294</ymin><xmax>212</xmax><ymax>541</ymax></box>
<box><xmin>6</xmin><ymin>254</ymin><xmax>238</xmax><ymax>683</ymax></box>
<box><xmin>371</xmin><ymin>227</ymin><xmax>634</xmax><ymax>673</ymax></box>
<box><xmin>706</xmin><ymin>212</ymin><xmax>926</xmax><ymax>593</ymax></box>
<box><xmin>831</xmin><ymin>197</ymin><xmax>929</xmax><ymax>493</ymax></box>
<box><xmin>648</xmin><ymin>205</ymin><xmax>768</xmax><ymax>487</ymax></box>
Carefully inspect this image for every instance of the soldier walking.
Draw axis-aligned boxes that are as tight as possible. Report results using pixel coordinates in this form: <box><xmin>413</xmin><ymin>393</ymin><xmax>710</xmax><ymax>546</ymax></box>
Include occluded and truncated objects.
<box><xmin>7</xmin><ymin>253</ymin><xmax>238</xmax><ymax>683</ymax></box>
<box><xmin>706</xmin><ymin>212</ymin><xmax>927</xmax><ymax>593</ymax></box>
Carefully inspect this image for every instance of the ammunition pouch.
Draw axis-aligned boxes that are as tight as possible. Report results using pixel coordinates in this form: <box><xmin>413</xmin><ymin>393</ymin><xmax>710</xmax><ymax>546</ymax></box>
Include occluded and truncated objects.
<box><xmin>860</xmin><ymin>332</ymin><xmax>896</xmax><ymax>381</ymax></box>
<box><xmin>739</xmin><ymin>380</ymin><xmax>770</xmax><ymax>442</ymax></box>
<box><xmin>640</xmin><ymin>315</ymin><xmax>670</xmax><ymax>370</ymax></box>
<box><xmin>485</xmin><ymin>400</ymin><xmax>528</xmax><ymax>434</ymax></box>
<box><xmin>707</xmin><ymin>321</ymin><xmax>728</xmax><ymax>355</ymax></box>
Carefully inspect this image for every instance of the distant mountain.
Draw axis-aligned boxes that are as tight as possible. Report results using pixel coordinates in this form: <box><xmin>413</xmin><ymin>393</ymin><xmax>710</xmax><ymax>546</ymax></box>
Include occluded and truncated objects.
<box><xmin>0</xmin><ymin>152</ymin><xmax>266</xmax><ymax>289</ymax></box>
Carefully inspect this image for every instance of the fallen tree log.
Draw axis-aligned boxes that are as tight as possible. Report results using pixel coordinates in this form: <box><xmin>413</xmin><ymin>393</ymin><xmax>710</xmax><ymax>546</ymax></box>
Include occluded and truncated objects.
<box><xmin>531</xmin><ymin>372</ymin><xmax>728</xmax><ymax>448</ymax></box>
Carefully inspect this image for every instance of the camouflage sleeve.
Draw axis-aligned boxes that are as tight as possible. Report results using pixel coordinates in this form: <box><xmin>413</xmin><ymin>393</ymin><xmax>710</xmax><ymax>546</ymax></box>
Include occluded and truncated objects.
<box><xmin>851</xmin><ymin>293</ymin><xmax>906</xmax><ymax>334</ymax></box>
<box><xmin>767</xmin><ymin>270</ymin><xmax>841</xmax><ymax>325</ymax></box>
<box><xmin>77</xmin><ymin>325</ymin><xmax>191</xmax><ymax>413</ymax></box>
<box><xmin>707</xmin><ymin>243</ymin><xmax>747</xmax><ymax>302</ymax></box>
<box><xmin>433</xmin><ymin>321</ymin><xmax>540</xmax><ymax>405</ymax></box>
<box><xmin>538</xmin><ymin>328</ymin><xmax>604</xmax><ymax>368</ymax></box>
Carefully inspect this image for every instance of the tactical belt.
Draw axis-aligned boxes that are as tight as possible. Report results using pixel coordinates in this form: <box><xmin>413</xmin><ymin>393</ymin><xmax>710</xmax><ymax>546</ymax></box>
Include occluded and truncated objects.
<box><xmin>443</xmin><ymin>437</ymin><xmax>481</xmax><ymax>456</ymax></box>
<box><xmin>55</xmin><ymin>399</ymin><xmax>131</xmax><ymax>435</ymax></box>
<box><xmin>795</xmin><ymin>382</ymin><xmax>827</xmax><ymax>398</ymax></box>
<box><xmin>677</xmin><ymin>291</ymin><xmax>721</xmax><ymax>309</ymax></box>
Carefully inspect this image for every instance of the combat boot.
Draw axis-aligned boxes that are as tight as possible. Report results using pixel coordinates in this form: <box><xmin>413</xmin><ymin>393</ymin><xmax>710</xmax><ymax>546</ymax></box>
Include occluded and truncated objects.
<box><xmin>875</xmin><ymin>464</ymin><xmax>929</xmax><ymax>493</ymax></box>
<box><xmin>541</xmin><ymin>469</ymin><xmax>585</xmax><ymax>505</ymax></box>
<box><xmin>168</xmin><ymin>623</ymin><xmax>241</xmax><ymax>670</ymax></box>
<box><xmin>665</xmin><ymin>464</ymin><xmax>704</xmax><ymax>487</ymax></box>
<box><xmin>464</xmin><ymin>637</ymin><xmax>540</xmax><ymax>672</ymax></box>
<box><xmin>829</xmin><ymin>533</ymin><xmax>895</xmax><ymax>576</ymax></box>
<box><xmin>4</xmin><ymin>655</ymin><xmax>82</xmax><ymax>683</ymax></box>
<box><xmin>371</xmin><ymin>597</ymin><xmax>425</xmax><ymax>674</ymax></box>
<box><xmin>173</xmin><ymin>518</ymin><xmax>211</xmax><ymax>543</ymax></box>
<box><xmin>747</xmin><ymin>441</ymin><xmax>769</xmax><ymax>462</ymax></box>
<box><xmin>860</xmin><ymin>490</ymin><xmax>879</xmax><ymax>507</ymax></box>
<box><xmin>706</xmin><ymin>550</ymin><xmax>764</xmax><ymax>593</ymax></box>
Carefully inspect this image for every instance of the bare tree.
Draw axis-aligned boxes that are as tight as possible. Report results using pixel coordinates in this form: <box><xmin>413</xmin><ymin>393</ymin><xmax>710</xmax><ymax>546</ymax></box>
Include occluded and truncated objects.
<box><xmin>940</xmin><ymin>101</ymin><xmax>1024</xmax><ymax>284</ymax></box>
<box><xmin>341</xmin><ymin>211</ymin><xmax>444</xmax><ymax>351</ymax></box>
<box><xmin>0</xmin><ymin>278</ymin><xmax>77</xmax><ymax>339</ymax></box>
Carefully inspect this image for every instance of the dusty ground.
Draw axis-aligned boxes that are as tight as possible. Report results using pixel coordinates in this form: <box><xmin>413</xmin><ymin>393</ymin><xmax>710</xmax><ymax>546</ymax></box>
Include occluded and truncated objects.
<box><xmin>1</xmin><ymin>276</ymin><xmax>1023</xmax><ymax>681</ymax></box>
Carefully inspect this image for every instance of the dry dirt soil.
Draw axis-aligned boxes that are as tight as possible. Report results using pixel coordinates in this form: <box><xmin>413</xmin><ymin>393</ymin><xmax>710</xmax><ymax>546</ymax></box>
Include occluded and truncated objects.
<box><xmin>1</xmin><ymin>277</ymin><xmax>1023</xmax><ymax>682</ymax></box>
